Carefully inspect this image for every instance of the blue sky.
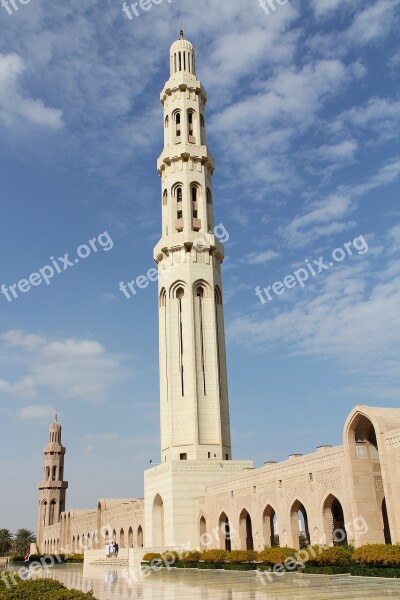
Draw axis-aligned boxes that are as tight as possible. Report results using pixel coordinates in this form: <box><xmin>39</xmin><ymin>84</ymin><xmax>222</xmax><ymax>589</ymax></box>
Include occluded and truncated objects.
<box><xmin>0</xmin><ymin>0</ymin><xmax>399</xmax><ymax>532</ymax></box>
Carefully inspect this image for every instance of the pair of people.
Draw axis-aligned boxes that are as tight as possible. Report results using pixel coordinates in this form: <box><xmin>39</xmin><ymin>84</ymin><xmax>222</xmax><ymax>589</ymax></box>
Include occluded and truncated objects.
<box><xmin>104</xmin><ymin>542</ymin><xmax>119</xmax><ymax>558</ymax></box>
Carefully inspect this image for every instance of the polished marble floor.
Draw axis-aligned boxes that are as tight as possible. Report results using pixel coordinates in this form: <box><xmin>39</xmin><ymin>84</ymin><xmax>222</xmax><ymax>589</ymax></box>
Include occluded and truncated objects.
<box><xmin>3</xmin><ymin>564</ymin><xmax>400</xmax><ymax>599</ymax></box>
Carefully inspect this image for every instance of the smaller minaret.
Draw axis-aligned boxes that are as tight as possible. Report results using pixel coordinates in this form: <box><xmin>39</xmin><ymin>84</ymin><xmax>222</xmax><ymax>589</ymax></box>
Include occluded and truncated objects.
<box><xmin>37</xmin><ymin>417</ymin><xmax>68</xmax><ymax>549</ymax></box>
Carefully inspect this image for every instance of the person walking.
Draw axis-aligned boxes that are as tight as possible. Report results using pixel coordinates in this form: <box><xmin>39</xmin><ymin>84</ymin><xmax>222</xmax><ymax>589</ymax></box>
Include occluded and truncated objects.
<box><xmin>24</xmin><ymin>552</ymin><xmax>30</xmax><ymax>570</ymax></box>
<box><xmin>105</xmin><ymin>543</ymin><xmax>110</xmax><ymax>559</ymax></box>
<box><xmin>113</xmin><ymin>542</ymin><xmax>119</xmax><ymax>558</ymax></box>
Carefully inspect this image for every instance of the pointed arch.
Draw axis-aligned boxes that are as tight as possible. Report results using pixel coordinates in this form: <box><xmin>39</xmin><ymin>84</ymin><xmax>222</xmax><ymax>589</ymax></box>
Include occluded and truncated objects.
<box><xmin>290</xmin><ymin>500</ymin><xmax>310</xmax><ymax>548</ymax></box>
<box><xmin>218</xmin><ymin>512</ymin><xmax>231</xmax><ymax>551</ymax></box>
<box><xmin>263</xmin><ymin>504</ymin><xmax>278</xmax><ymax>547</ymax></box>
<box><xmin>128</xmin><ymin>527</ymin><xmax>133</xmax><ymax>548</ymax></box>
<box><xmin>322</xmin><ymin>494</ymin><xmax>347</xmax><ymax>546</ymax></box>
<box><xmin>159</xmin><ymin>288</ymin><xmax>167</xmax><ymax>307</ymax></box>
<box><xmin>153</xmin><ymin>494</ymin><xmax>165</xmax><ymax>548</ymax></box>
<box><xmin>137</xmin><ymin>525</ymin><xmax>143</xmax><ymax>548</ymax></box>
<box><xmin>199</xmin><ymin>515</ymin><xmax>207</xmax><ymax>550</ymax></box>
<box><xmin>239</xmin><ymin>508</ymin><xmax>254</xmax><ymax>550</ymax></box>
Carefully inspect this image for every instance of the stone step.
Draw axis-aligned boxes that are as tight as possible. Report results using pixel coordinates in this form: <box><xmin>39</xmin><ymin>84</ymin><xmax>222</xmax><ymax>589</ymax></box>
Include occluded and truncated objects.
<box><xmin>90</xmin><ymin>559</ymin><xmax>129</xmax><ymax>567</ymax></box>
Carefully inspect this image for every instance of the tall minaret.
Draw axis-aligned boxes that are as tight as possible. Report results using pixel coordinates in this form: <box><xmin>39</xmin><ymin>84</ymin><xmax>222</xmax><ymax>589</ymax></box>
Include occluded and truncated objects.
<box><xmin>37</xmin><ymin>417</ymin><xmax>68</xmax><ymax>549</ymax></box>
<box><xmin>154</xmin><ymin>31</ymin><xmax>232</xmax><ymax>463</ymax></box>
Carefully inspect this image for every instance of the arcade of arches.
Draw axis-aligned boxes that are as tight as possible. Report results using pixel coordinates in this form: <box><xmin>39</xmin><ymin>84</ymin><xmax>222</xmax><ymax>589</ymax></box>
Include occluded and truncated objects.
<box><xmin>37</xmin><ymin>407</ymin><xmax>400</xmax><ymax>554</ymax></box>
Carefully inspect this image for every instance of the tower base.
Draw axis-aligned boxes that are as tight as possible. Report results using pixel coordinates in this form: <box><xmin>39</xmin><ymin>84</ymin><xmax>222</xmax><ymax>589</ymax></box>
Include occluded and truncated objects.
<box><xmin>144</xmin><ymin>460</ymin><xmax>253</xmax><ymax>549</ymax></box>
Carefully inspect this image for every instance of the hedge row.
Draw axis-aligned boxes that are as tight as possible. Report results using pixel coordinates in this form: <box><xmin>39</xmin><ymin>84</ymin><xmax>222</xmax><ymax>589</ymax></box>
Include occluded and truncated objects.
<box><xmin>143</xmin><ymin>545</ymin><xmax>400</xmax><ymax>569</ymax></box>
<box><xmin>303</xmin><ymin>565</ymin><xmax>400</xmax><ymax>578</ymax></box>
<box><xmin>10</xmin><ymin>554</ymin><xmax>84</xmax><ymax>564</ymax></box>
<box><xmin>0</xmin><ymin>574</ymin><xmax>97</xmax><ymax>599</ymax></box>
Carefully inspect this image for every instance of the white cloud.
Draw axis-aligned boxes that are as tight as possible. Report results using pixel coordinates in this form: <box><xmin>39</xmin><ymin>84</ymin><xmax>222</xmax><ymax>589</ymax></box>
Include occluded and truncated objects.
<box><xmin>388</xmin><ymin>224</ymin><xmax>400</xmax><ymax>254</ymax></box>
<box><xmin>0</xmin><ymin>330</ymin><xmax>131</xmax><ymax>401</ymax></box>
<box><xmin>345</xmin><ymin>0</ymin><xmax>400</xmax><ymax>45</ymax></box>
<box><xmin>18</xmin><ymin>405</ymin><xmax>56</xmax><ymax>421</ymax></box>
<box><xmin>244</xmin><ymin>250</ymin><xmax>280</xmax><ymax>265</ymax></box>
<box><xmin>229</xmin><ymin>253</ymin><xmax>400</xmax><ymax>378</ymax></box>
<box><xmin>315</xmin><ymin>140</ymin><xmax>358</xmax><ymax>162</ymax></box>
<box><xmin>284</xmin><ymin>158</ymin><xmax>400</xmax><ymax>246</ymax></box>
<box><xmin>311</xmin><ymin>0</ymin><xmax>351</xmax><ymax>16</ymax></box>
<box><xmin>0</xmin><ymin>54</ymin><xmax>62</xmax><ymax>129</ymax></box>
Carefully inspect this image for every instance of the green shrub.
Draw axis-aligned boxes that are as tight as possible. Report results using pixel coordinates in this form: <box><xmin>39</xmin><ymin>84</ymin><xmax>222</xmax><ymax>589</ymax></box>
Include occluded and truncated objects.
<box><xmin>258</xmin><ymin>547</ymin><xmax>297</xmax><ymax>566</ymax></box>
<box><xmin>227</xmin><ymin>550</ymin><xmax>257</xmax><ymax>564</ymax></box>
<box><xmin>201</xmin><ymin>549</ymin><xmax>228</xmax><ymax>564</ymax></box>
<box><xmin>353</xmin><ymin>544</ymin><xmax>400</xmax><ymax>567</ymax></box>
<box><xmin>180</xmin><ymin>551</ymin><xmax>201</xmax><ymax>564</ymax></box>
<box><xmin>142</xmin><ymin>552</ymin><xmax>162</xmax><ymax>562</ymax></box>
<box><xmin>304</xmin><ymin>564</ymin><xmax>400</xmax><ymax>578</ymax></box>
<box><xmin>65</xmin><ymin>554</ymin><xmax>84</xmax><ymax>563</ymax></box>
<box><xmin>308</xmin><ymin>546</ymin><xmax>353</xmax><ymax>566</ymax></box>
<box><xmin>0</xmin><ymin>575</ymin><xmax>97</xmax><ymax>599</ymax></box>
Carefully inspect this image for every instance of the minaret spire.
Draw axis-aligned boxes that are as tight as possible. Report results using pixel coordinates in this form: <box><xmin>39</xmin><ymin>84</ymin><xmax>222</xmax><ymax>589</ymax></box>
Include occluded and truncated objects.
<box><xmin>154</xmin><ymin>35</ymin><xmax>232</xmax><ymax>463</ymax></box>
<box><xmin>37</xmin><ymin>419</ymin><xmax>68</xmax><ymax>552</ymax></box>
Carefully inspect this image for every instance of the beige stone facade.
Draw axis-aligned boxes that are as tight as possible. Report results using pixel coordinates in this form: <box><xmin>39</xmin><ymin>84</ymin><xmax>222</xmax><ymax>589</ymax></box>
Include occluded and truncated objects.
<box><xmin>36</xmin><ymin>34</ymin><xmax>400</xmax><ymax>560</ymax></box>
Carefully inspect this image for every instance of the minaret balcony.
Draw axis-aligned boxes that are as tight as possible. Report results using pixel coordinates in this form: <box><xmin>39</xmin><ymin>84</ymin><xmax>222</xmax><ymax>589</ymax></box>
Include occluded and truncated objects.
<box><xmin>38</xmin><ymin>480</ymin><xmax>68</xmax><ymax>490</ymax></box>
<box><xmin>175</xmin><ymin>218</ymin><xmax>184</xmax><ymax>231</ymax></box>
<box><xmin>157</xmin><ymin>145</ymin><xmax>215</xmax><ymax>174</ymax></box>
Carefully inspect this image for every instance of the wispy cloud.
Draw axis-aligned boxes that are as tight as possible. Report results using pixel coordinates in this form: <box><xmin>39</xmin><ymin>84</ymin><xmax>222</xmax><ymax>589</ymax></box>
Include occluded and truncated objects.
<box><xmin>0</xmin><ymin>330</ymin><xmax>132</xmax><ymax>402</ymax></box>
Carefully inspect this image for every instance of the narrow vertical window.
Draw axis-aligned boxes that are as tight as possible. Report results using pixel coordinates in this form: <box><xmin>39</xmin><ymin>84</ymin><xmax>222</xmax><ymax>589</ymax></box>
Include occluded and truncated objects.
<box><xmin>176</xmin><ymin>287</ymin><xmax>185</xmax><ymax>396</ymax></box>
<box><xmin>179</xmin><ymin>52</ymin><xmax>182</xmax><ymax>71</ymax></box>
<box><xmin>207</xmin><ymin>189</ymin><xmax>212</xmax><ymax>204</ymax></box>
<box><xmin>176</xmin><ymin>186</ymin><xmax>183</xmax><ymax>220</ymax></box>
<box><xmin>163</xmin><ymin>189</ymin><xmax>168</xmax><ymax>206</ymax></box>
<box><xmin>215</xmin><ymin>287</ymin><xmax>222</xmax><ymax>399</ymax></box>
<box><xmin>197</xmin><ymin>286</ymin><xmax>206</xmax><ymax>395</ymax></box>
<box><xmin>188</xmin><ymin>111</ymin><xmax>195</xmax><ymax>142</ymax></box>
<box><xmin>174</xmin><ymin>111</ymin><xmax>181</xmax><ymax>139</ymax></box>
<box><xmin>191</xmin><ymin>186</ymin><xmax>198</xmax><ymax>219</ymax></box>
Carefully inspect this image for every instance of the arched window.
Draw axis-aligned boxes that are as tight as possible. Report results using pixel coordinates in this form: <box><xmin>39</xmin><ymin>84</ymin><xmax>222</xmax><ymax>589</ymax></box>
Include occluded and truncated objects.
<box><xmin>52</xmin><ymin>466</ymin><xmax>57</xmax><ymax>481</ymax></box>
<box><xmin>191</xmin><ymin>186</ymin><xmax>198</xmax><ymax>219</ymax></box>
<box><xmin>215</xmin><ymin>286</ymin><xmax>222</xmax><ymax>305</ymax></box>
<box><xmin>171</xmin><ymin>284</ymin><xmax>185</xmax><ymax>396</ymax></box>
<box><xmin>160</xmin><ymin>288</ymin><xmax>166</xmax><ymax>308</ymax></box>
<box><xmin>163</xmin><ymin>189</ymin><xmax>168</xmax><ymax>206</ymax></box>
<box><xmin>207</xmin><ymin>189</ymin><xmax>212</xmax><ymax>204</ymax></box>
<box><xmin>46</xmin><ymin>466</ymin><xmax>50</xmax><ymax>480</ymax></box>
<box><xmin>188</xmin><ymin>110</ymin><xmax>196</xmax><ymax>143</ymax></box>
<box><xmin>173</xmin><ymin>111</ymin><xmax>181</xmax><ymax>139</ymax></box>
<box><xmin>164</xmin><ymin>115</ymin><xmax>169</xmax><ymax>128</ymax></box>
<box><xmin>200</xmin><ymin>114</ymin><xmax>205</xmax><ymax>144</ymax></box>
<box><xmin>137</xmin><ymin>525</ymin><xmax>143</xmax><ymax>548</ymax></box>
<box><xmin>174</xmin><ymin>184</ymin><xmax>183</xmax><ymax>224</ymax></box>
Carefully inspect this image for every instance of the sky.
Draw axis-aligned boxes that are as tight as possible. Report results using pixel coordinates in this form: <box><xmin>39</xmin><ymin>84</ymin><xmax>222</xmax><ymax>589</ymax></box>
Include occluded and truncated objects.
<box><xmin>0</xmin><ymin>0</ymin><xmax>399</xmax><ymax>532</ymax></box>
